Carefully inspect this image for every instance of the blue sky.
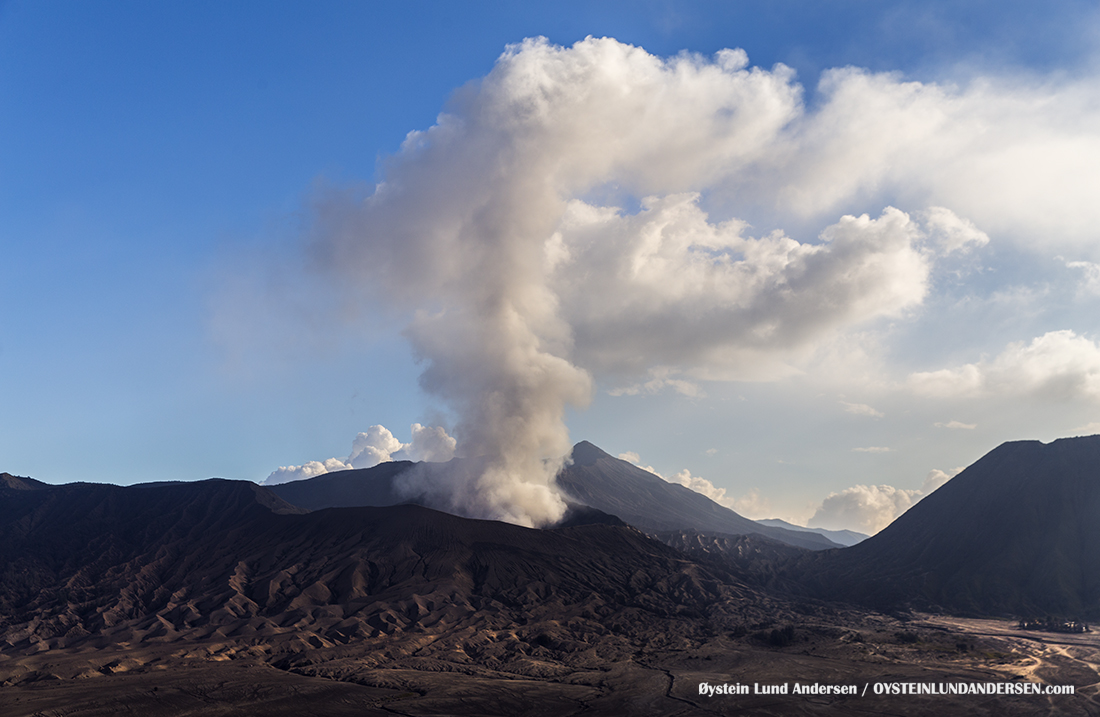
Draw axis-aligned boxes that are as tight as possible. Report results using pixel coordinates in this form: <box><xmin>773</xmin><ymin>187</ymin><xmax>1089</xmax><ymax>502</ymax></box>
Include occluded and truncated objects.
<box><xmin>3</xmin><ymin>1</ymin><xmax>1100</xmax><ymax>532</ymax></box>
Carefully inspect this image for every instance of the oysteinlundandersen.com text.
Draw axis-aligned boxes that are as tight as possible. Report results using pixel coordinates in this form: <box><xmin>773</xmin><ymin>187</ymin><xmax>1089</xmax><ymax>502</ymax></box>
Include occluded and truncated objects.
<box><xmin>698</xmin><ymin>681</ymin><xmax>1074</xmax><ymax>697</ymax></box>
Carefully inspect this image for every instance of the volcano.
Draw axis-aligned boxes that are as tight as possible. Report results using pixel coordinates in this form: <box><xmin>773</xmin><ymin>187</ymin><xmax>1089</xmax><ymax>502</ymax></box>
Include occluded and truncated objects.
<box><xmin>267</xmin><ymin>441</ymin><xmax>840</xmax><ymax>550</ymax></box>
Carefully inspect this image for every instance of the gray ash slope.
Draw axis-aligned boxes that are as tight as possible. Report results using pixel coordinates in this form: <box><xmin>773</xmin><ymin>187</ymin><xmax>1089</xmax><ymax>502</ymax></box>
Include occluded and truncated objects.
<box><xmin>796</xmin><ymin>435</ymin><xmax>1100</xmax><ymax>618</ymax></box>
<box><xmin>268</xmin><ymin>440</ymin><xmax>840</xmax><ymax>550</ymax></box>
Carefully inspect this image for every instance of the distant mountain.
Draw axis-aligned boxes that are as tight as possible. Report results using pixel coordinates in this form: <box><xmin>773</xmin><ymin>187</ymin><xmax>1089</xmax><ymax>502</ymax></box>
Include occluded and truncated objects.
<box><xmin>798</xmin><ymin>436</ymin><xmax>1100</xmax><ymax>618</ymax></box>
<box><xmin>756</xmin><ymin>518</ymin><xmax>867</xmax><ymax>546</ymax></box>
<box><xmin>557</xmin><ymin>442</ymin><xmax>841</xmax><ymax>550</ymax></box>
<box><xmin>268</xmin><ymin>441</ymin><xmax>841</xmax><ymax>550</ymax></box>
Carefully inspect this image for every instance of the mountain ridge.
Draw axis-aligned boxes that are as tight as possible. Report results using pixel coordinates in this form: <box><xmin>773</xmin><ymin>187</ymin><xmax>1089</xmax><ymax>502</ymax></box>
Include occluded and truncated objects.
<box><xmin>0</xmin><ymin>476</ymin><xmax>771</xmax><ymax>656</ymax></box>
<box><xmin>265</xmin><ymin>441</ymin><xmax>841</xmax><ymax>550</ymax></box>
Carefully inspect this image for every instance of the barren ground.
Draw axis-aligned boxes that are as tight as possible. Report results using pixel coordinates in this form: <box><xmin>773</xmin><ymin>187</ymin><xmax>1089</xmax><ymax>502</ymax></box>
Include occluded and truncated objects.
<box><xmin>4</xmin><ymin>612</ymin><xmax>1097</xmax><ymax>716</ymax></box>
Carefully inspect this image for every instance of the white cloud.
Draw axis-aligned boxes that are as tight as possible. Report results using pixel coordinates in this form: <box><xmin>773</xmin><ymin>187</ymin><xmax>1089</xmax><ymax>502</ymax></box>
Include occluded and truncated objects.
<box><xmin>263</xmin><ymin>423</ymin><xmax>456</xmax><ymax>485</ymax></box>
<box><xmin>647</xmin><ymin>465</ymin><xmax>772</xmax><ymax>518</ymax></box>
<box><xmin>809</xmin><ymin>466</ymin><xmax>963</xmax><ymax>534</ymax></box>
<box><xmin>840</xmin><ymin>400</ymin><xmax>884</xmax><ymax>417</ymax></box>
<box><xmin>922</xmin><ymin>467</ymin><xmax>963</xmax><ymax>494</ymax></box>
<box><xmin>616</xmin><ymin>451</ymin><xmax>664</xmax><ymax>478</ymax></box>
<box><xmin>347</xmin><ymin>425</ymin><xmax>404</xmax><ymax>469</ymax></box>
<box><xmin>1072</xmin><ymin>421</ymin><xmax>1100</xmax><ymax>435</ymax></box>
<box><xmin>396</xmin><ymin>423</ymin><xmax>458</xmax><ymax>463</ymax></box>
<box><xmin>730</xmin><ymin>487</ymin><xmax>771</xmax><ymax>519</ymax></box>
<box><xmin>909</xmin><ymin>330</ymin><xmax>1100</xmax><ymax>401</ymax></box>
<box><xmin>775</xmin><ymin>66</ymin><xmax>1100</xmax><ymax>251</ymax></box>
<box><xmin>705</xmin><ymin>448</ymin><xmax>718</xmax><ymax>456</ymax></box>
<box><xmin>558</xmin><ymin>200</ymin><xmax>933</xmax><ymax>382</ymax></box>
<box><xmin>263</xmin><ymin>458</ymin><xmax>352</xmax><ymax>486</ymax></box>
<box><xmin>607</xmin><ymin>367</ymin><xmax>703</xmax><ymax>397</ymax></box>
<box><xmin>618</xmin><ymin>452</ymin><xmax>763</xmax><ymax>515</ymax></box>
<box><xmin>853</xmin><ymin>446</ymin><xmax>892</xmax><ymax>453</ymax></box>
<box><xmin>934</xmin><ymin>420</ymin><xmax>976</xmax><ymax>430</ymax></box>
<box><xmin>1063</xmin><ymin>259</ymin><xmax>1100</xmax><ymax>295</ymax></box>
<box><xmin>918</xmin><ymin>206</ymin><xmax>990</xmax><ymax>254</ymax></box>
<box><xmin>809</xmin><ymin>484</ymin><xmax>920</xmax><ymax>535</ymax></box>
<box><xmin>669</xmin><ymin>468</ymin><xmax>730</xmax><ymax>504</ymax></box>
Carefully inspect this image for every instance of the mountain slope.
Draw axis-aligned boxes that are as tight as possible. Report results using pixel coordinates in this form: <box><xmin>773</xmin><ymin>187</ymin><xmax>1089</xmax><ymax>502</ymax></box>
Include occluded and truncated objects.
<box><xmin>0</xmin><ymin>479</ymin><xmax>305</xmax><ymax>621</ymax></box>
<box><xmin>0</xmin><ymin>477</ymin><xmax>768</xmax><ymax>656</ymax></box>
<box><xmin>799</xmin><ymin>435</ymin><xmax>1100</xmax><ymax>617</ymax></box>
<box><xmin>267</xmin><ymin>460</ymin><xmax>414</xmax><ymax>511</ymax></box>
<box><xmin>557</xmin><ymin>442</ymin><xmax>840</xmax><ymax>550</ymax></box>
<box><xmin>267</xmin><ymin>442</ymin><xmax>839</xmax><ymax>549</ymax></box>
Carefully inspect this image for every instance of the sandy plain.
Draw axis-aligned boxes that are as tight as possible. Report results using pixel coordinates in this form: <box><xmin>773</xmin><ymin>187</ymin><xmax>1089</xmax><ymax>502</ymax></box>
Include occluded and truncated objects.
<box><xmin>4</xmin><ymin>612</ymin><xmax>1098</xmax><ymax>716</ymax></box>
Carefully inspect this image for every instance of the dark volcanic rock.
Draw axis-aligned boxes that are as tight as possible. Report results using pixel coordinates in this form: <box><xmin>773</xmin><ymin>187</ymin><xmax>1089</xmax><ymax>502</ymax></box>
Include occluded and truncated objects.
<box><xmin>0</xmin><ymin>479</ymin><xmax>305</xmax><ymax>621</ymax></box>
<box><xmin>0</xmin><ymin>477</ymin><xmax>765</xmax><ymax>654</ymax></box>
<box><xmin>798</xmin><ymin>435</ymin><xmax>1100</xmax><ymax>618</ymax></box>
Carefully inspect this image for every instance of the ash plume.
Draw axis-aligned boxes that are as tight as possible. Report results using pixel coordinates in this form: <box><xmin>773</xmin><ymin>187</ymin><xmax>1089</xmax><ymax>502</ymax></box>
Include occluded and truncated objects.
<box><xmin>305</xmin><ymin>37</ymin><xmax>1004</xmax><ymax>526</ymax></box>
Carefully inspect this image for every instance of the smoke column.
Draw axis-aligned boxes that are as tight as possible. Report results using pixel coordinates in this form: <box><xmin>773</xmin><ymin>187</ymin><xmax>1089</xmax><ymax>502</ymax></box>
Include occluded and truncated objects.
<box><xmin>307</xmin><ymin>37</ymin><xmax>994</xmax><ymax>526</ymax></box>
